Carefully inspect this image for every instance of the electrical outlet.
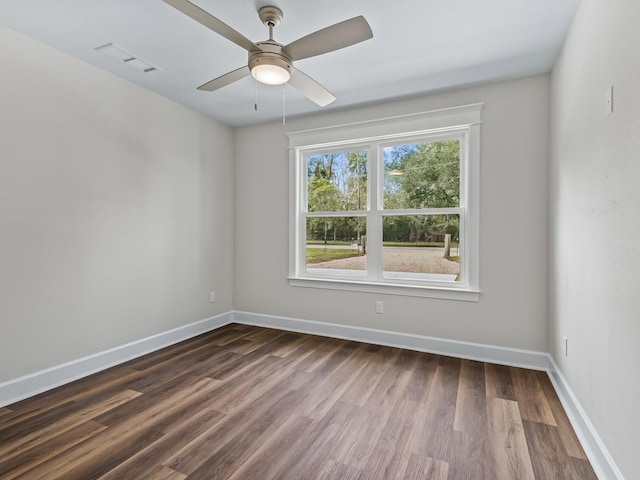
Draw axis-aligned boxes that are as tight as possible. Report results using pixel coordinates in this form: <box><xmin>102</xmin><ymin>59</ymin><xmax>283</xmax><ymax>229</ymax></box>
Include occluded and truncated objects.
<box><xmin>375</xmin><ymin>300</ymin><xmax>383</xmax><ymax>314</ymax></box>
<box><xmin>563</xmin><ymin>336</ymin><xmax>568</xmax><ymax>356</ymax></box>
<box><xmin>210</xmin><ymin>291</ymin><xmax>216</xmax><ymax>303</ymax></box>
<box><xmin>605</xmin><ymin>86</ymin><xmax>614</xmax><ymax>116</ymax></box>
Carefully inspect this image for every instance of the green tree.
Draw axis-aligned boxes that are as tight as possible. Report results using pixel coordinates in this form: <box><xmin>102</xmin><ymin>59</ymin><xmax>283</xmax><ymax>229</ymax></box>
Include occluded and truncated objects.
<box><xmin>383</xmin><ymin>140</ymin><xmax>460</xmax><ymax>244</ymax></box>
<box><xmin>307</xmin><ymin>177</ymin><xmax>341</xmax><ymax>246</ymax></box>
<box><xmin>400</xmin><ymin>140</ymin><xmax>460</xmax><ymax>209</ymax></box>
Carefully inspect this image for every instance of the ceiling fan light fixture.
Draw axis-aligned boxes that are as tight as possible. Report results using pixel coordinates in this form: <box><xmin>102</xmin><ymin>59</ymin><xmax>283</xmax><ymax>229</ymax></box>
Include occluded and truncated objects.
<box><xmin>249</xmin><ymin>55</ymin><xmax>291</xmax><ymax>85</ymax></box>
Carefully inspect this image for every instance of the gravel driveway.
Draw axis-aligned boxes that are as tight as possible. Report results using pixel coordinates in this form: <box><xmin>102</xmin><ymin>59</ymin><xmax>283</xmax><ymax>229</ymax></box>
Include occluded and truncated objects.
<box><xmin>310</xmin><ymin>247</ymin><xmax>459</xmax><ymax>275</ymax></box>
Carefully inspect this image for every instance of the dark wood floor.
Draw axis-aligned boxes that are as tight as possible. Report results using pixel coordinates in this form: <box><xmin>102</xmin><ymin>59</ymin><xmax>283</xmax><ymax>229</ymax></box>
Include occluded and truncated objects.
<box><xmin>0</xmin><ymin>324</ymin><xmax>597</xmax><ymax>479</ymax></box>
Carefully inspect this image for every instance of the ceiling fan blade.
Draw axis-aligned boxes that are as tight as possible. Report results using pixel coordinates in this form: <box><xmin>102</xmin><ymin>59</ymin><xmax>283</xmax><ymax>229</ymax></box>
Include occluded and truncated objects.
<box><xmin>288</xmin><ymin>68</ymin><xmax>336</xmax><ymax>107</ymax></box>
<box><xmin>197</xmin><ymin>66</ymin><xmax>250</xmax><ymax>91</ymax></box>
<box><xmin>284</xmin><ymin>16</ymin><xmax>373</xmax><ymax>61</ymax></box>
<box><xmin>163</xmin><ymin>0</ymin><xmax>259</xmax><ymax>52</ymax></box>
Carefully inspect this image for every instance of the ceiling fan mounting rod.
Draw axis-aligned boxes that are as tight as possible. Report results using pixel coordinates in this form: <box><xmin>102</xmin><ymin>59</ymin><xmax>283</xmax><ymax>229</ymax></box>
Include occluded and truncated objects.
<box><xmin>258</xmin><ymin>6</ymin><xmax>282</xmax><ymax>41</ymax></box>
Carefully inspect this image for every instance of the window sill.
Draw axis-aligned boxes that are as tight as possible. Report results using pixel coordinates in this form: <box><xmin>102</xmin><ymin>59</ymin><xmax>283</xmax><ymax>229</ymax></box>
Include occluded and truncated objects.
<box><xmin>287</xmin><ymin>276</ymin><xmax>481</xmax><ymax>302</ymax></box>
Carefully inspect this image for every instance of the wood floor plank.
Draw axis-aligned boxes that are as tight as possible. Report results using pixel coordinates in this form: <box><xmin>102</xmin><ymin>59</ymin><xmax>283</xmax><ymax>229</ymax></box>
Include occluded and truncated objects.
<box><xmin>0</xmin><ymin>389</ymin><xmax>142</xmax><ymax>458</ymax></box>
<box><xmin>454</xmin><ymin>359</ymin><xmax>486</xmax><ymax>433</ymax></box>
<box><xmin>226</xmin><ymin>414</ymin><xmax>315</xmax><ymax>480</ymax></box>
<box><xmin>11</xmin><ymin>420</ymin><xmax>164</xmax><ymax>480</ymax></box>
<box><xmin>511</xmin><ymin>367</ymin><xmax>557</xmax><ymax>426</ymax></box>
<box><xmin>338</xmin><ymin>349</ymin><xmax>390</xmax><ymax>406</ymax></box>
<box><xmin>402</xmin><ymin>454</ymin><xmax>449</xmax><ymax>480</ymax></box>
<box><xmin>486</xmin><ymin>397</ymin><xmax>536</xmax><ymax>480</ymax></box>
<box><xmin>205</xmin><ymin>349</ymin><xmax>272</xmax><ymax>381</ymax></box>
<box><xmin>450</xmin><ymin>360</ymin><xmax>489</xmax><ymax>478</ymax></box>
<box><xmin>448</xmin><ymin>431</ymin><xmax>490</xmax><ymax>480</ymax></box>
<box><xmin>303</xmin><ymin>344</ymin><xmax>377</xmax><ymax>419</ymax></box>
<box><xmin>212</xmin><ymin>356</ymin><xmax>311</xmax><ymax>415</ymax></box>
<box><xmin>293</xmin><ymin>336</ymin><xmax>347</xmax><ymax>372</ymax></box>
<box><xmin>1</xmin><ymin>367</ymin><xmax>142</xmax><ymax>428</ymax></box>
<box><xmin>268</xmin><ymin>332</ymin><xmax>313</xmax><ymax>357</ymax></box>
<box><xmin>312</xmin><ymin>352</ymin><xmax>412</xmax><ymax>473</ymax></box>
<box><xmin>410</xmin><ymin>358</ymin><xmax>461</xmax><ymax>462</ymax></box>
<box><xmin>271</xmin><ymin>400</ymin><xmax>361</xmax><ymax>479</ymax></box>
<box><xmin>142</xmin><ymin>465</ymin><xmax>187</xmax><ymax>480</ymax></box>
<box><xmin>0</xmin><ymin>420</ymin><xmax>107</xmax><ymax>480</ymax></box>
<box><xmin>535</xmin><ymin>370</ymin><xmax>588</xmax><ymax>459</ymax></box>
<box><xmin>523</xmin><ymin>419</ymin><xmax>586</xmax><ymax>480</ymax></box>
<box><xmin>96</xmin><ymin>408</ymin><xmax>225</xmax><ymax>480</ymax></box>
<box><xmin>359</xmin><ymin>398</ymin><xmax>420</xmax><ymax>479</ymax></box>
<box><xmin>120</xmin><ymin>328</ymin><xmax>235</xmax><ymax>371</ymax></box>
<box><xmin>485</xmin><ymin>363</ymin><xmax>517</xmax><ymax>400</ymax></box>
<box><xmin>568</xmin><ymin>457</ymin><xmax>600</xmax><ymax>480</ymax></box>
<box><xmin>402</xmin><ymin>352</ymin><xmax>438</xmax><ymax>404</ymax></box>
<box><xmin>121</xmin><ymin>345</ymin><xmax>230</xmax><ymax>393</ymax></box>
<box><xmin>122</xmin><ymin>340</ymin><xmax>250</xmax><ymax>396</ymax></box>
<box><xmin>93</xmin><ymin>377</ymin><xmax>220</xmax><ymax>429</ymax></box>
<box><xmin>182</xmin><ymin>388</ymin><xmax>309</xmax><ymax>480</ymax></box>
<box><xmin>0</xmin><ymin>324</ymin><xmax>597</xmax><ymax>480</ymax></box>
<box><xmin>346</xmin><ymin>363</ymin><xmax>413</xmax><ymax>465</ymax></box>
<box><xmin>22</xmin><ymin>380</ymin><xmax>217</xmax><ymax>479</ymax></box>
<box><xmin>316</xmin><ymin>459</ymin><xmax>363</xmax><ymax>480</ymax></box>
<box><xmin>205</xmin><ymin>355</ymin><xmax>302</xmax><ymax>413</ymax></box>
<box><xmin>227</xmin><ymin>326</ymin><xmax>284</xmax><ymax>353</ymax></box>
<box><xmin>162</xmin><ymin>368</ymin><xmax>309</xmax><ymax>475</ymax></box>
<box><xmin>330</xmin><ymin>389</ymin><xmax>406</xmax><ymax>471</ymax></box>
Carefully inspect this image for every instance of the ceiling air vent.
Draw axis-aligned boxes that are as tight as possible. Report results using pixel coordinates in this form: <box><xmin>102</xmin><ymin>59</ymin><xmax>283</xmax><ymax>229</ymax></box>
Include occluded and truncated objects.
<box><xmin>95</xmin><ymin>43</ymin><xmax>159</xmax><ymax>73</ymax></box>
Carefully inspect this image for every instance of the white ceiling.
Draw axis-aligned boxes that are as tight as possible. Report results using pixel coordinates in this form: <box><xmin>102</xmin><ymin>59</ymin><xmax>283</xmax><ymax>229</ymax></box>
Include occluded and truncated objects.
<box><xmin>0</xmin><ymin>0</ymin><xmax>580</xmax><ymax>127</ymax></box>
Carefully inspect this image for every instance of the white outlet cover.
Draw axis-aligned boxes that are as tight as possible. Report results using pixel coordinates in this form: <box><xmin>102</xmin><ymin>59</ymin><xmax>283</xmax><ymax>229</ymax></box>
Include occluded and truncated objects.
<box><xmin>375</xmin><ymin>300</ymin><xmax>384</xmax><ymax>314</ymax></box>
<box><xmin>606</xmin><ymin>86</ymin><xmax>613</xmax><ymax>116</ymax></box>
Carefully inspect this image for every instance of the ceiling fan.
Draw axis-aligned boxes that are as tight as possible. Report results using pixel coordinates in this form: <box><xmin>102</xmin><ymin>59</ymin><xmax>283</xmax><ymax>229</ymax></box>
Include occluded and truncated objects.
<box><xmin>163</xmin><ymin>0</ymin><xmax>373</xmax><ymax>106</ymax></box>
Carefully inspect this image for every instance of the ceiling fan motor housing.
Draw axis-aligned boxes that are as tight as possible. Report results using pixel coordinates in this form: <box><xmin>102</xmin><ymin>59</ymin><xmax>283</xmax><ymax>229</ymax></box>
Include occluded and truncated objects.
<box><xmin>248</xmin><ymin>42</ymin><xmax>292</xmax><ymax>85</ymax></box>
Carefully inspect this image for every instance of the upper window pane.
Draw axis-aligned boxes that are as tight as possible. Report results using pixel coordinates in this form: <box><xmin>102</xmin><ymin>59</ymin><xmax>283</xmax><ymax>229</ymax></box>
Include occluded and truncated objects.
<box><xmin>383</xmin><ymin>140</ymin><xmax>460</xmax><ymax>209</ymax></box>
<box><xmin>307</xmin><ymin>151</ymin><xmax>368</xmax><ymax>212</ymax></box>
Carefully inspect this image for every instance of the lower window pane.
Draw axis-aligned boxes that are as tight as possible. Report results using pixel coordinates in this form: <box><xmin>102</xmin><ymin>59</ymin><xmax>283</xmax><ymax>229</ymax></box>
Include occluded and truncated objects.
<box><xmin>382</xmin><ymin>214</ymin><xmax>460</xmax><ymax>282</ymax></box>
<box><xmin>306</xmin><ymin>217</ymin><xmax>366</xmax><ymax>275</ymax></box>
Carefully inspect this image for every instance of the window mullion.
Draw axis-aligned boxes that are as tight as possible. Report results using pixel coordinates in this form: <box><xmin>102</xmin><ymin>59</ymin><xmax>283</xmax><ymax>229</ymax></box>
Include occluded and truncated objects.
<box><xmin>364</xmin><ymin>144</ymin><xmax>380</xmax><ymax>280</ymax></box>
<box><xmin>381</xmin><ymin>207</ymin><xmax>462</xmax><ymax>216</ymax></box>
<box><xmin>306</xmin><ymin>210</ymin><xmax>367</xmax><ymax>218</ymax></box>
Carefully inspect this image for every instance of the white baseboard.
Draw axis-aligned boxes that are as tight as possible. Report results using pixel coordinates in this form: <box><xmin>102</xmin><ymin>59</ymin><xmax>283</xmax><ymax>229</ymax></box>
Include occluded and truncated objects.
<box><xmin>547</xmin><ymin>357</ymin><xmax>624</xmax><ymax>480</ymax></box>
<box><xmin>0</xmin><ymin>312</ymin><xmax>233</xmax><ymax>408</ymax></box>
<box><xmin>232</xmin><ymin>310</ymin><xmax>551</xmax><ymax>370</ymax></box>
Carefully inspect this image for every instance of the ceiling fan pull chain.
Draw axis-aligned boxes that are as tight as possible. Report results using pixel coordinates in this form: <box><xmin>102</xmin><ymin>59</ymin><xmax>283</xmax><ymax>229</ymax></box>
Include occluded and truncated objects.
<box><xmin>282</xmin><ymin>84</ymin><xmax>286</xmax><ymax>125</ymax></box>
<box><xmin>254</xmin><ymin>77</ymin><xmax>258</xmax><ymax>111</ymax></box>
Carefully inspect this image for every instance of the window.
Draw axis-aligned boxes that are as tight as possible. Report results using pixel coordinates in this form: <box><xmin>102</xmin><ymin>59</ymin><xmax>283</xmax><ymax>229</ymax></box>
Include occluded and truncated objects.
<box><xmin>288</xmin><ymin>104</ymin><xmax>481</xmax><ymax>301</ymax></box>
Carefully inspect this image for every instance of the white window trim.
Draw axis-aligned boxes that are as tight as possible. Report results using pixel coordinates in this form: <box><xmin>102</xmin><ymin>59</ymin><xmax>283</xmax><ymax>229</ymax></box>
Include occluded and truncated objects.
<box><xmin>287</xmin><ymin>104</ymin><xmax>482</xmax><ymax>302</ymax></box>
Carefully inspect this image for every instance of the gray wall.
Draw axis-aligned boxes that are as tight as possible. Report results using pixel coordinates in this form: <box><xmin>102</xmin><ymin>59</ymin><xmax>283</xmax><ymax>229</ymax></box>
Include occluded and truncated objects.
<box><xmin>234</xmin><ymin>75</ymin><xmax>550</xmax><ymax>351</ymax></box>
<box><xmin>550</xmin><ymin>0</ymin><xmax>640</xmax><ymax>477</ymax></box>
<box><xmin>0</xmin><ymin>27</ymin><xmax>235</xmax><ymax>382</ymax></box>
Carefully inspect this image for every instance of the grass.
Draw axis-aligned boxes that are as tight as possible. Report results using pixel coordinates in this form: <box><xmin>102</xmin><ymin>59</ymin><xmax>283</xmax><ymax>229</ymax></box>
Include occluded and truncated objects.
<box><xmin>306</xmin><ymin>248</ymin><xmax>363</xmax><ymax>264</ymax></box>
<box><xmin>306</xmin><ymin>240</ymin><xmax>353</xmax><ymax>246</ymax></box>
